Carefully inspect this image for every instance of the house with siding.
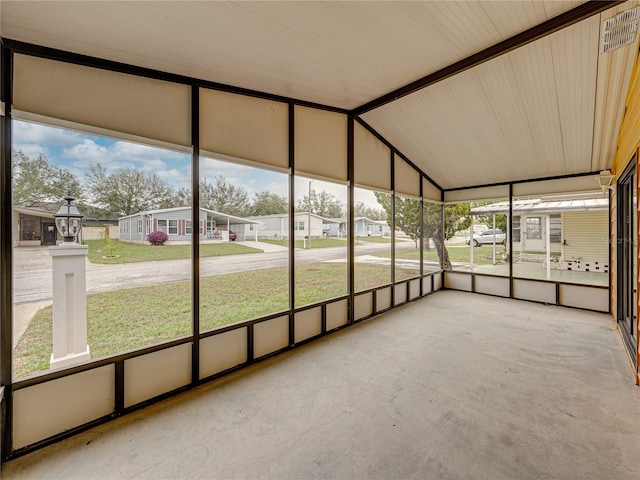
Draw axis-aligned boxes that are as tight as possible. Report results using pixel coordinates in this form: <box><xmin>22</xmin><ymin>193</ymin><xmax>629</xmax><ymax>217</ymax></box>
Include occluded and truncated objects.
<box><xmin>353</xmin><ymin>217</ymin><xmax>391</xmax><ymax>237</ymax></box>
<box><xmin>471</xmin><ymin>195</ymin><xmax>609</xmax><ymax>270</ymax></box>
<box><xmin>245</xmin><ymin>213</ymin><xmax>339</xmax><ymax>240</ymax></box>
<box><xmin>118</xmin><ymin>207</ymin><xmax>258</xmax><ymax>243</ymax></box>
<box><xmin>324</xmin><ymin>218</ymin><xmax>345</xmax><ymax>237</ymax></box>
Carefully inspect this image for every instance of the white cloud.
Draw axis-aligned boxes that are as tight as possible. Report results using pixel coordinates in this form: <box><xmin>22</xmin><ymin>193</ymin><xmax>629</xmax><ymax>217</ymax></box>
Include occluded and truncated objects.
<box><xmin>199</xmin><ymin>157</ymin><xmax>253</xmax><ymax>179</ymax></box>
<box><xmin>61</xmin><ymin>139</ymin><xmax>191</xmax><ymax>188</ymax></box>
<box><xmin>263</xmin><ymin>181</ymin><xmax>289</xmax><ymax>199</ymax></box>
<box><xmin>293</xmin><ymin>176</ymin><xmax>348</xmax><ymax>203</ymax></box>
<box><xmin>13</xmin><ymin>120</ymin><xmax>83</xmax><ymax>147</ymax></box>
<box><xmin>157</xmin><ymin>168</ymin><xmax>190</xmax><ymax>188</ymax></box>
<box><xmin>354</xmin><ymin>187</ymin><xmax>380</xmax><ymax>208</ymax></box>
<box><xmin>12</xmin><ymin>143</ymin><xmax>50</xmax><ymax>159</ymax></box>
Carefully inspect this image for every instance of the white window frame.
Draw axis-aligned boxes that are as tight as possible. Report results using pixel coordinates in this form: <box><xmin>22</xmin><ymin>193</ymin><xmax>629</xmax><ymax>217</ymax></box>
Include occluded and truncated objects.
<box><xmin>186</xmin><ymin>220</ymin><xmax>192</xmax><ymax>235</ymax></box>
<box><xmin>168</xmin><ymin>219</ymin><xmax>178</xmax><ymax>235</ymax></box>
<box><xmin>137</xmin><ymin>219</ymin><xmax>143</xmax><ymax>235</ymax></box>
<box><xmin>157</xmin><ymin>219</ymin><xmax>168</xmax><ymax>233</ymax></box>
<box><xmin>294</xmin><ymin>221</ymin><xmax>305</xmax><ymax>231</ymax></box>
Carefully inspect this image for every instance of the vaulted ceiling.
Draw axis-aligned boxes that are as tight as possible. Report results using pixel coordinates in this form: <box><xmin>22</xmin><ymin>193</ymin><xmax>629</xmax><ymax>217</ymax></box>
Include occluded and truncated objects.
<box><xmin>2</xmin><ymin>1</ymin><xmax>639</xmax><ymax>191</ymax></box>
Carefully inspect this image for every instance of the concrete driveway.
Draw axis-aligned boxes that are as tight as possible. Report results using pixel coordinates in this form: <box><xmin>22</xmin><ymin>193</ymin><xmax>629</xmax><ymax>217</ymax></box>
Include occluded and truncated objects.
<box><xmin>13</xmin><ymin>240</ymin><xmax>415</xmax><ymax>303</ymax></box>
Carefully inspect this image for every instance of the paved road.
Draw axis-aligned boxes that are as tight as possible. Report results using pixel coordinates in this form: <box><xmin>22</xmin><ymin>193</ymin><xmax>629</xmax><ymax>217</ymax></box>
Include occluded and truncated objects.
<box><xmin>13</xmin><ymin>241</ymin><xmax>417</xmax><ymax>304</ymax></box>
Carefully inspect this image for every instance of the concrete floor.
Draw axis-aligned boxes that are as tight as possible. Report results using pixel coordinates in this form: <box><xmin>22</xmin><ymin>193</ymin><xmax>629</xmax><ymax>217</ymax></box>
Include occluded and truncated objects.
<box><xmin>3</xmin><ymin>291</ymin><xmax>639</xmax><ymax>479</ymax></box>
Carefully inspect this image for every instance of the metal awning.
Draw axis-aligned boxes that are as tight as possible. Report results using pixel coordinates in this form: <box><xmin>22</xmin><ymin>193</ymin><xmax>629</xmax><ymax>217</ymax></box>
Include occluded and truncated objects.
<box><xmin>471</xmin><ymin>197</ymin><xmax>609</xmax><ymax>215</ymax></box>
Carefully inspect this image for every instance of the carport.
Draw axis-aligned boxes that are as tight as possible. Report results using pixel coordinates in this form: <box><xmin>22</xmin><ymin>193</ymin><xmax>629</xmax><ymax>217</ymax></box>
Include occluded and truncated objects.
<box><xmin>203</xmin><ymin>209</ymin><xmax>258</xmax><ymax>242</ymax></box>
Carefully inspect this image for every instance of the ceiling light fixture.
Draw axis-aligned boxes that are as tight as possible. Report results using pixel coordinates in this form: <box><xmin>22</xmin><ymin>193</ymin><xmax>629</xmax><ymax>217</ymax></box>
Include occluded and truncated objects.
<box><xmin>596</xmin><ymin>170</ymin><xmax>615</xmax><ymax>194</ymax></box>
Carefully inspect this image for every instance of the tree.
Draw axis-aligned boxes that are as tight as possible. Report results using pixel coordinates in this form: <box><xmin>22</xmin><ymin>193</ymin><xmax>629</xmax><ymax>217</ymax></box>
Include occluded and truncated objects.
<box><xmin>249</xmin><ymin>191</ymin><xmax>288</xmax><ymax>216</ymax></box>
<box><xmin>354</xmin><ymin>201</ymin><xmax>385</xmax><ymax>220</ymax></box>
<box><xmin>374</xmin><ymin>193</ymin><xmax>421</xmax><ymax>247</ymax></box>
<box><xmin>201</xmin><ymin>176</ymin><xmax>250</xmax><ymax>216</ymax></box>
<box><xmin>174</xmin><ymin>176</ymin><xmax>251</xmax><ymax>216</ymax></box>
<box><xmin>12</xmin><ymin>151</ymin><xmax>82</xmax><ymax>206</ymax></box>
<box><xmin>297</xmin><ymin>190</ymin><xmax>344</xmax><ymax>218</ymax></box>
<box><xmin>84</xmin><ymin>163</ymin><xmax>175</xmax><ymax>216</ymax></box>
<box><xmin>374</xmin><ymin>193</ymin><xmax>473</xmax><ymax>270</ymax></box>
<box><xmin>422</xmin><ymin>202</ymin><xmax>472</xmax><ymax>270</ymax></box>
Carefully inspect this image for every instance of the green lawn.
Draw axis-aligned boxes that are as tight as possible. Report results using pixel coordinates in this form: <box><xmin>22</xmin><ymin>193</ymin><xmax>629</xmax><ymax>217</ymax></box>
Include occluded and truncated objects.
<box><xmin>14</xmin><ymin>262</ymin><xmax>394</xmax><ymax>379</ymax></box>
<box><xmin>84</xmin><ymin>239</ymin><xmax>262</xmax><ymax>264</ymax></box>
<box><xmin>355</xmin><ymin>236</ymin><xmax>404</xmax><ymax>244</ymax></box>
<box><xmin>374</xmin><ymin>245</ymin><xmax>508</xmax><ymax>265</ymax></box>
<box><xmin>356</xmin><ymin>236</ymin><xmax>390</xmax><ymax>243</ymax></box>
<box><xmin>260</xmin><ymin>238</ymin><xmax>347</xmax><ymax>249</ymax></box>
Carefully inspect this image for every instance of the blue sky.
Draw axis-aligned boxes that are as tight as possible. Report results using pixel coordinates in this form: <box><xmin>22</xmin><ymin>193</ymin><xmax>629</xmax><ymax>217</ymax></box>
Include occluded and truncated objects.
<box><xmin>13</xmin><ymin>119</ymin><xmax>379</xmax><ymax>207</ymax></box>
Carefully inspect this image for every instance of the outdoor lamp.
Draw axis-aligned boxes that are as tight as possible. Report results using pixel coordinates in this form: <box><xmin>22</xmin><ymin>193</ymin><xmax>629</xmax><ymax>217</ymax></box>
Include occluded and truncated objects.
<box><xmin>54</xmin><ymin>193</ymin><xmax>83</xmax><ymax>243</ymax></box>
<box><xmin>596</xmin><ymin>170</ymin><xmax>615</xmax><ymax>193</ymax></box>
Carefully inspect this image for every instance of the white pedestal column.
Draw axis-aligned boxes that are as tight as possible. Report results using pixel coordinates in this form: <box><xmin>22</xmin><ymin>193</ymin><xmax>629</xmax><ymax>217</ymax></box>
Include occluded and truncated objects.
<box><xmin>49</xmin><ymin>243</ymin><xmax>91</xmax><ymax>369</ymax></box>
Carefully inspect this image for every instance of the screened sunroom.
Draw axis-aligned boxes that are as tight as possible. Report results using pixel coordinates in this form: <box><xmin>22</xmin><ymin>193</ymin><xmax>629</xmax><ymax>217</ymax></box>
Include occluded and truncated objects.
<box><xmin>0</xmin><ymin>1</ymin><xmax>639</xmax><ymax>477</ymax></box>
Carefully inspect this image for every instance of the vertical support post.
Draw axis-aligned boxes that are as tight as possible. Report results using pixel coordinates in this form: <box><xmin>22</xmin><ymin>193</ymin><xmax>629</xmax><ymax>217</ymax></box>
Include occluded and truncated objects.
<box><xmin>0</xmin><ymin>44</ymin><xmax>13</xmax><ymax>461</ymax></box>
<box><xmin>114</xmin><ymin>361</ymin><xmax>125</xmax><ymax>414</ymax></box>
<box><xmin>288</xmin><ymin>103</ymin><xmax>295</xmax><ymax>345</ymax></box>
<box><xmin>508</xmin><ymin>184</ymin><xmax>514</xmax><ymax>298</ymax></box>
<box><xmin>307</xmin><ymin>180</ymin><xmax>312</xmax><ymax>248</ymax></box>
<box><xmin>492</xmin><ymin>214</ymin><xmax>496</xmax><ymax>264</ymax></box>
<box><xmin>469</xmin><ymin>215</ymin><xmax>474</xmax><ymax>270</ymax></box>
<box><xmin>419</xmin><ymin>177</ymin><xmax>424</xmax><ymax>292</ymax></box>
<box><xmin>191</xmin><ymin>85</ymin><xmax>200</xmax><ymax>385</ymax></box>
<box><xmin>49</xmin><ymin>244</ymin><xmax>91</xmax><ymax>369</ymax></box>
<box><xmin>546</xmin><ymin>214</ymin><xmax>551</xmax><ymax>280</ymax></box>
<box><xmin>347</xmin><ymin>116</ymin><xmax>355</xmax><ymax>324</ymax></box>
<box><xmin>390</xmin><ymin>152</ymin><xmax>395</xmax><ymax>304</ymax></box>
<box><xmin>440</xmin><ymin>189</ymin><xmax>445</xmax><ymax>287</ymax></box>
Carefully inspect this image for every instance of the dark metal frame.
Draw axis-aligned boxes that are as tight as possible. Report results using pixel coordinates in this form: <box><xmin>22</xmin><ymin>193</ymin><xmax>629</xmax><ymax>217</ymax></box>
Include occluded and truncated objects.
<box><xmin>191</xmin><ymin>85</ymin><xmax>201</xmax><ymax>385</ymax></box>
<box><xmin>616</xmin><ymin>156</ymin><xmax>637</xmax><ymax>356</ymax></box>
<box><xmin>0</xmin><ymin>44</ymin><xmax>14</xmax><ymax>462</ymax></box>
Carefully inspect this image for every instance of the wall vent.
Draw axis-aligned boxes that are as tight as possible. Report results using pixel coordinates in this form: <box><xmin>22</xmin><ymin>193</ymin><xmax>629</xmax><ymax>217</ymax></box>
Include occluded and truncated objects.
<box><xmin>601</xmin><ymin>6</ymin><xmax>640</xmax><ymax>54</ymax></box>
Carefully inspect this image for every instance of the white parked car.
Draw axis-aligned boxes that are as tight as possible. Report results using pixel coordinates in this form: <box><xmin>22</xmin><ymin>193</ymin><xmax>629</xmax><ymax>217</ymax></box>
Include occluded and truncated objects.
<box><xmin>465</xmin><ymin>229</ymin><xmax>506</xmax><ymax>246</ymax></box>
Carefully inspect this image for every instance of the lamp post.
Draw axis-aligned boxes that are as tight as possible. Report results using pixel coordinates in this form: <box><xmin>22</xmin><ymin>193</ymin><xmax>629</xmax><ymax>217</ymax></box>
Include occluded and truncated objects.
<box><xmin>54</xmin><ymin>193</ymin><xmax>83</xmax><ymax>243</ymax></box>
<box><xmin>49</xmin><ymin>193</ymin><xmax>90</xmax><ymax>369</ymax></box>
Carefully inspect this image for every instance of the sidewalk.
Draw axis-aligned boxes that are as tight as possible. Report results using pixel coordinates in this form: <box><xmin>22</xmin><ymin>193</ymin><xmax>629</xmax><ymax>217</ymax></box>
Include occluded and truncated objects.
<box><xmin>237</xmin><ymin>241</ymin><xmax>288</xmax><ymax>253</ymax></box>
<box><xmin>13</xmin><ymin>300</ymin><xmax>50</xmax><ymax>346</ymax></box>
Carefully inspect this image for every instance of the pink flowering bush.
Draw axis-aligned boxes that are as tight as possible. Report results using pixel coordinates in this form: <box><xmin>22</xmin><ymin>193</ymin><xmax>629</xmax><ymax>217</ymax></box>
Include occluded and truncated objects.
<box><xmin>147</xmin><ymin>230</ymin><xmax>169</xmax><ymax>245</ymax></box>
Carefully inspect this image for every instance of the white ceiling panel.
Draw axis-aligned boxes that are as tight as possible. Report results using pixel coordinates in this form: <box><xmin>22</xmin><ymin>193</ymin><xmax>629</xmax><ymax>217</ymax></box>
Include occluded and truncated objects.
<box><xmin>1</xmin><ymin>1</ymin><xmax>582</xmax><ymax>110</ymax></box>
<box><xmin>361</xmin><ymin>12</ymin><xmax>622</xmax><ymax>190</ymax></box>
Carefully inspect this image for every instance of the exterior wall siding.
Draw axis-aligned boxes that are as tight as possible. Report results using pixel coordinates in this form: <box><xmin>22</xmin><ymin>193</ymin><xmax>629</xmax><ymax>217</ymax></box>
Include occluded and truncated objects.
<box><xmin>563</xmin><ymin>211</ymin><xmax>609</xmax><ymax>265</ymax></box>
<box><xmin>611</xmin><ymin>48</ymin><xmax>640</xmax><ymax>383</ymax></box>
<box><xmin>118</xmin><ymin>209</ymin><xmax>245</xmax><ymax>243</ymax></box>
<box><xmin>154</xmin><ymin>210</ymin><xmax>194</xmax><ymax>242</ymax></box>
<box><xmin>249</xmin><ymin>214</ymin><xmax>325</xmax><ymax>240</ymax></box>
